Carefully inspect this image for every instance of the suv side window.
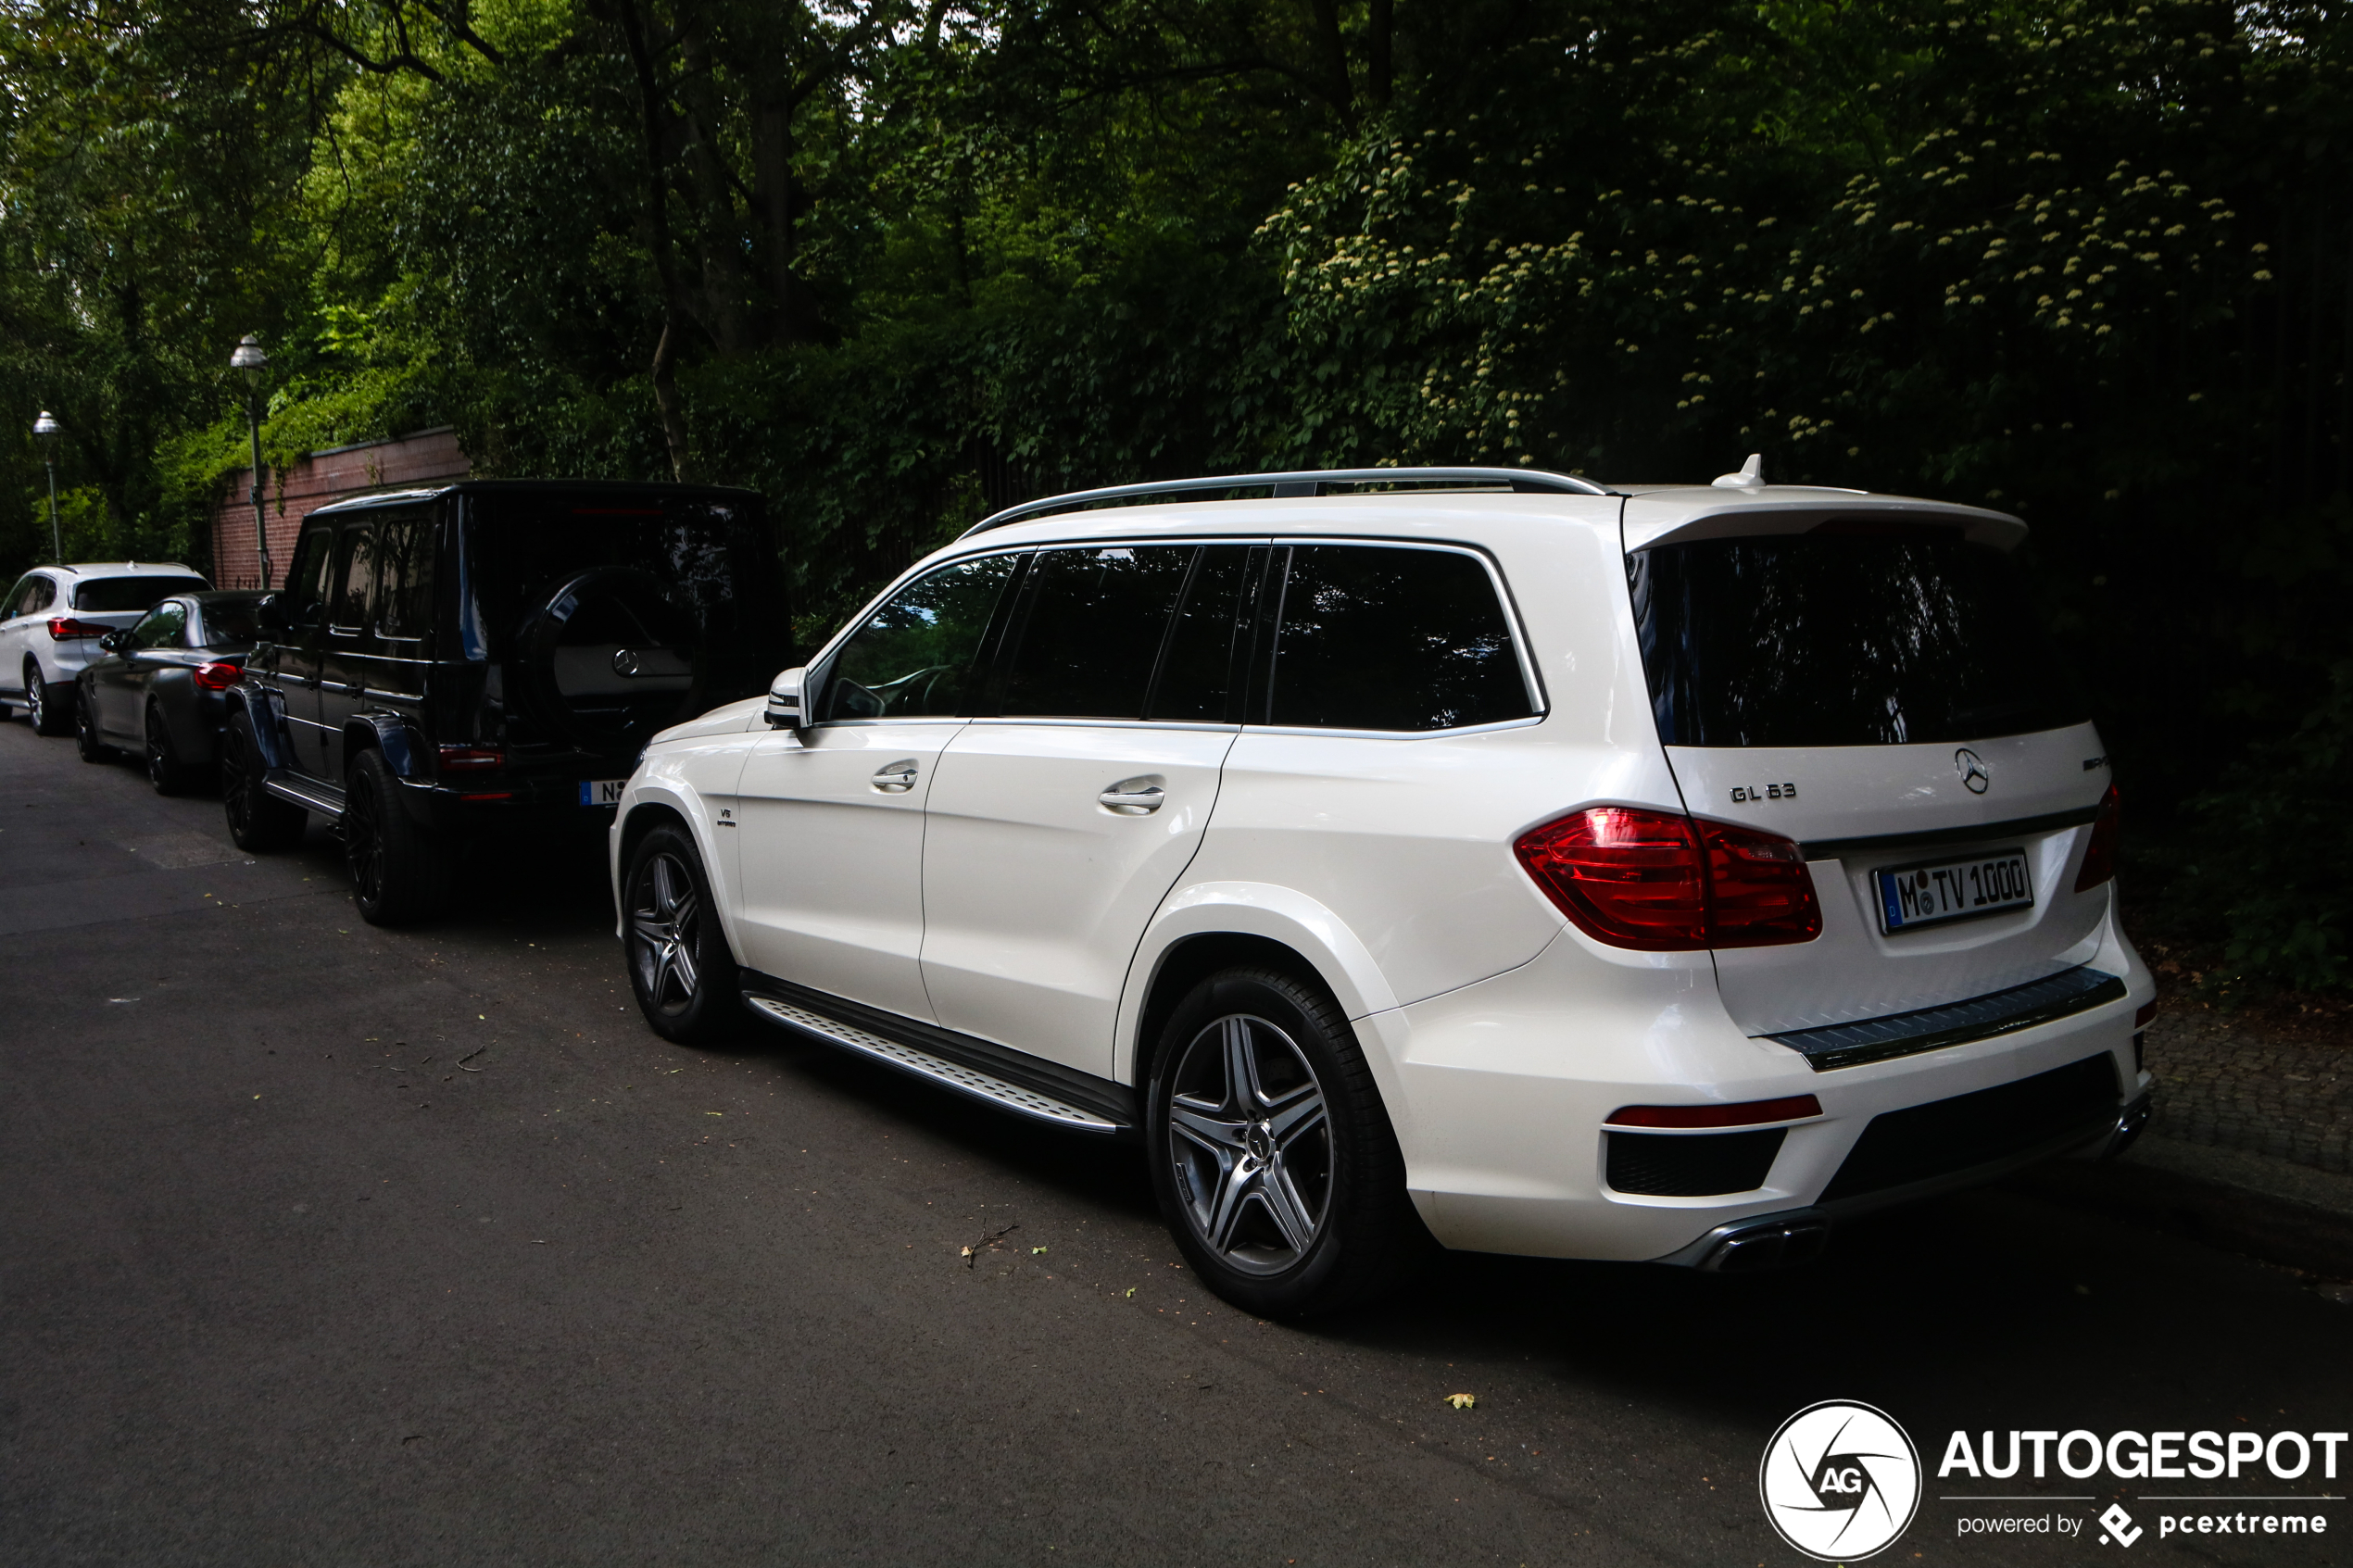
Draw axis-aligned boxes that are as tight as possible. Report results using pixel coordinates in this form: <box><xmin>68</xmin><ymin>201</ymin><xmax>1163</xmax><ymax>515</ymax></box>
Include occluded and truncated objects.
<box><xmin>284</xmin><ymin>526</ymin><xmax>334</xmax><ymax>628</ymax></box>
<box><xmin>131</xmin><ymin>602</ymin><xmax>187</xmax><ymax>649</ymax></box>
<box><xmin>999</xmin><ymin>546</ymin><xmax>1194</xmax><ymax>720</ymax></box>
<box><xmin>821</xmin><ymin>554</ymin><xmax>1020</xmax><ymax>721</ymax></box>
<box><xmin>1147</xmin><ymin>546</ymin><xmax>1259</xmax><ymax>723</ymax></box>
<box><xmin>373</xmin><ymin>508</ymin><xmax>434</xmax><ymax>641</ymax></box>
<box><xmin>1265</xmin><ymin>545</ymin><xmax>1535</xmax><ymax>733</ymax></box>
<box><xmin>8</xmin><ymin>575</ymin><xmax>56</xmax><ymax>617</ymax></box>
<box><xmin>328</xmin><ymin>522</ymin><xmax>378</xmax><ymax>634</ymax></box>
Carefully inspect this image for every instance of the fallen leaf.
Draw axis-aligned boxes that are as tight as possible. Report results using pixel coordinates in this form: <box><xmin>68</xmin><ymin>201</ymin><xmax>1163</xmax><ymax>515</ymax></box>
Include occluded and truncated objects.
<box><xmin>707</xmin><ymin>1111</ymin><xmax>724</xmax><ymax>1117</ymax></box>
<box><xmin>961</xmin><ymin>1246</ymin><xmax>975</xmax><ymax>1259</ymax></box>
<box><xmin>1031</xmin><ymin>1246</ymin><xmax>1048</xmax><ymax>1255</ymax></box>
<box><xmin>1445</xmin><ymin>1393</ymin><xmax>1477</xmax><ymax>1410</ymax></box>
<box><xmin>1124</xmin><ymin>1287</ymin><xmax>1137</xmax><ymax>1298</ymax></box>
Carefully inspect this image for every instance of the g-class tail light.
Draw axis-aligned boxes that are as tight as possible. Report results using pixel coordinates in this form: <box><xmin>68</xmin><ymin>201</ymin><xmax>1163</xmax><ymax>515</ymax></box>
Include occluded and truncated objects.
<box><xmin>1514</xmin><ymin>807</ymin><xmax>1822</xmax><ymax>951</ymax></box>
<box><xmin>47</xmin><ymin>616</ymin><xmax>111</xmax><ymax>639</ymax></box>
<box><xmin>437</xmin><ymin>745</ymin><xmax>505</xmax><ymax>773</ymax></box>
<box><xmin>192</xmin><ymin>661</ymin><xmax>242</xmax><ymax>691</ymax></box>
<box><xmin>2074</xmin><ymin>784</ymin><xmax>2120</xmax><ymax>892</ymax></box>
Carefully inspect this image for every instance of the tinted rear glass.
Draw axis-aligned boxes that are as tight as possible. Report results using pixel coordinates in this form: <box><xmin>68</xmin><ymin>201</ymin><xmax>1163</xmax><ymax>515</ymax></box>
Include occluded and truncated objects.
<box><xmin>74</xmin><ymin>576</ymin><xmax>206</xmax><ymax>613</ymax></box>
<box><xmin>195</xmin><ymin>601</ymin><xmax>260</xmax><ymax>647</ymax></box>
<box><xmin>1628</xmin><ymin>532</ymin><xmax>2088</xmax><ymax>747</ymax></box>
<box><xmin>1266</xmin><ymin>546</ymin><xmax>1534</xmax><ymax>732</ymax></box>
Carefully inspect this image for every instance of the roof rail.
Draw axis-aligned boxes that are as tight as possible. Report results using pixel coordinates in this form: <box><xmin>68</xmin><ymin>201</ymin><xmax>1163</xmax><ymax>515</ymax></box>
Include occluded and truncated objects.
<box><xmin>960</xmin><ymin>466</ymin><xmax>1615</xmax><ymax>537</ymax></box>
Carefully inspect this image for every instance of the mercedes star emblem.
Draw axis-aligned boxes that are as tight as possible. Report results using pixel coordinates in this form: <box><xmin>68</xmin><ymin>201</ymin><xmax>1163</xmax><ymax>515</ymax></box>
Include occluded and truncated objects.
<box><xmin>1955</xmin><ymin>747</ymin><xmax>1990</xmax><ymax>795</ymax></box>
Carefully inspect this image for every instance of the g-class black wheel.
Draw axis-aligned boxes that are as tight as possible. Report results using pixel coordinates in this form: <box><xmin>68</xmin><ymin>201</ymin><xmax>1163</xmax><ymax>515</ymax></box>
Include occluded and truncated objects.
<box><xmin>221</xmin><ymin>707</ymin><xmax>307</xmax><ymax>852</ymax></box>
<box><xmin>623</xmin><ymin>824</ymin><xmax>744</xmax><ymax>1044</ymax></box>
<box><xmin>1147</xmin><ymin>967</ymin><xmax>1428</xmax><ymax>1318</ymax></box>
<box><xmin>344</xmin><ymin>747</ymin><xmax>451</xmax><ymax>926</ymax></box>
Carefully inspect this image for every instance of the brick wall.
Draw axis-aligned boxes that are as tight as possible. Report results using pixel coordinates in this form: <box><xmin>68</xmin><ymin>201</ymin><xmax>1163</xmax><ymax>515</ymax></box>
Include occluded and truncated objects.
<box><xmin>208</xmin><ymin>427</ymin><xmax>470</xmax><ymax>590</ymax></box>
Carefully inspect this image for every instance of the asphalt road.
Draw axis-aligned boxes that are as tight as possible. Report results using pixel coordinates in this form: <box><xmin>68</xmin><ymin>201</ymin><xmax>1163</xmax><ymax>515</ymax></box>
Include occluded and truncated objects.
<box><xmin>4</xmin><ymin>712</ymin><xmax>2350</xmax><ymax>1568</ymax></box>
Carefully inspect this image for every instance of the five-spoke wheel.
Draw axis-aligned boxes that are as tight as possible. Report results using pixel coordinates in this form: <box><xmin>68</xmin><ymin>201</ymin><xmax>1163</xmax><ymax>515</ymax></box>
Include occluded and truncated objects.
<box><xmin>1148</xmin><ymin>966</ymin><xmax>1426</xmax><ymax>1316</ymax></box>
<box><xmin>623</xmin><ymin>824</ymin><xmax>741</xmax><ymax>1043</ymax></box>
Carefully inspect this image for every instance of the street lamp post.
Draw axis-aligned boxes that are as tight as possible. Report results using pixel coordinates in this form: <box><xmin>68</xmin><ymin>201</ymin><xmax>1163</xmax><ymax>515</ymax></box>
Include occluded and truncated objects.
<box><xmin>31</xmin><ymin>411</ymin><xmax>61</xmax><ymax>564</ymax></box>
<box><xmin>231</xmin><ymin>334</ymin><xmax>271</xmax><ymax>589</ymax></box>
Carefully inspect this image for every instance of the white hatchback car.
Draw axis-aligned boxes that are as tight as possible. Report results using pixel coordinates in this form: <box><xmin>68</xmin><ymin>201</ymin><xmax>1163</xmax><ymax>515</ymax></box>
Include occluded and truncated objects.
<box><xmin>1</xmin><ymin>561</ymin><xmax>210</xmax><ymax>734</ymax></box>
<box><xmin>609</xmin><ymin>465</ymin><xmax>2154</xmax><ymax>1315</ymax></box>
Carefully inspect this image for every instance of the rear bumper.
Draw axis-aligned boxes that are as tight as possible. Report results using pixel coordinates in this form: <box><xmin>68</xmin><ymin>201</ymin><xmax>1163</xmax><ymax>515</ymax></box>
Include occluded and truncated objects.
<box><xmin>1367</xmin><ymin>915</ymin><xmax>2155</xmax><ymax>1265</ymax></box>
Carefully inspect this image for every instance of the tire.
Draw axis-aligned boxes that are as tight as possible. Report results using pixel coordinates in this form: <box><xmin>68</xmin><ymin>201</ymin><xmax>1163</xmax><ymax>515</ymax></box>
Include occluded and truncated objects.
<box><xmin>623</xmin><ymin>824</ymin><xmax>744</xmax><ymax>1044</ymax></box>
<box><xmin>221</xmin><ymin>707</ymin><xmax>307</xmax><ymax>852</ymax></box>
<box><xmin>145</xmin><ymin>702</ymin><xmax>199</xmax><ymax>795</ymax></box>
<box><xmin>343</xmin><ymin>747</ymin><xmax>451</xmax><ymax>926</ymax></box>
<box><xmin>27</xmin><ymin>662</ymin><xmax>70</xmax><ymax>736</ymax></box>
<box><xmin>1146</xmin><ymin>967</ymin><xmax>1428</xmax><ymax>1317</ymax></box>
<box><xmin>74</xmin><ymin>687</ymin><xmax>114</xmax><ymax>762</ymax></box>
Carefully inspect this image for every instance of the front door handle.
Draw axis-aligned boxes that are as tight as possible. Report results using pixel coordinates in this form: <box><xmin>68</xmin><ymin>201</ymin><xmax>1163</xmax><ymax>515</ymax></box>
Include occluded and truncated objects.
<box><xmin>872</xmin><ymin>759</ymin><xmax>919</xmax><ymax>793</ymax></box>
<box><xmin>1098</xmin><ymin>779</ymin><xmax>1165</xmax><ymax>815</ymax></box>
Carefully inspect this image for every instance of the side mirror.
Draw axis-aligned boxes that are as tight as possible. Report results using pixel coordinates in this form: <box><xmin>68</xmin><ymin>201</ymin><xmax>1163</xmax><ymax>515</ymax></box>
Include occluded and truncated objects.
<box><xmin>99</xmin><ymin>631</ymin><xmax>130</xmax><ymax>653</ymax></box>
<box><xmin>763</xmin><ymin>666</ymin><xmax>806</xmax><ymax>730</ymax></box>
<box><xmin>255</xmin><ymin>594</ymin><xmax>290</xmax><ymax>633</ymax></box>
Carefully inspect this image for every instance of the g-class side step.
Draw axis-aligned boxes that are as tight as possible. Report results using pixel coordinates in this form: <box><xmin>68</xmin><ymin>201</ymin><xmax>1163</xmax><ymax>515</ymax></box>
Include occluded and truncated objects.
<box><xmin>263</xmin><ymin>771</ymin><xmax>345</xmax><ymax>815</ymax></box>
<box><xmin>739</xmin><ymin>979</ymin><xmax>1134</xmax><ymax>1135</ymax></box>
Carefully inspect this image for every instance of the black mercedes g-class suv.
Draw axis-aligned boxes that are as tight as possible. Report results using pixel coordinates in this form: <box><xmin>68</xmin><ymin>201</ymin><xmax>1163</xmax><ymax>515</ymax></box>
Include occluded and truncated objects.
<box><xmin>222</xmin><ymin>480</ymin><xmax>784</xmax><ymax>923</ymax></box>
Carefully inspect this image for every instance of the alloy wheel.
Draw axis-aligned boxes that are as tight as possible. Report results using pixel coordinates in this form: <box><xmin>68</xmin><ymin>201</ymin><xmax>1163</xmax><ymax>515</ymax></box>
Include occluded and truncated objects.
<box><xmin>629</xmin><ymin>852</ymin><xmax>701</xmax><ymax>1013</ymax></box>
<box><xmin>1164</xmin><ymin>1013</ymin><xmax>1333</xmax><ymax>1274</ymax></box>
<box><xmin>145</xmin><ymin>709</ymin><xmax>169</xmax><ymax>788</ymax></box>
<box><xmin>27</xmin><ymin>670</ymin><xmax>46</xmax><ymax>730</ymax></box>
<box><xmin>344</xmin><ymin>777</ymin><xmax>384</xmax><ymax>906</ymax></box>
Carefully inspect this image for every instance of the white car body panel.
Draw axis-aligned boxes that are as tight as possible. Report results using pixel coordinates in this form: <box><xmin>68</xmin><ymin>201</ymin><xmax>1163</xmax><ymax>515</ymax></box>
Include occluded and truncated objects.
<box><xmin>921</xmin><ymin>720</ymin><xmax>1237</xmax><ymax>1077</ymax></box>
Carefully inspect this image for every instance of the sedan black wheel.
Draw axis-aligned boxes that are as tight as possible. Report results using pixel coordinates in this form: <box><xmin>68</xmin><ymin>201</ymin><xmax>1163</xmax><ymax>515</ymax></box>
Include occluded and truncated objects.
<box><xmin>1148</xmin><ymin>967</ymin><xmax>1428</xmax><ymax>1317</ymax></box>
<box><xmin>74</xmin><ymin>688</ymin><xmax>115</xmax><ymax>763</ymax></box>
<box><xmin>145</xmin><ymin>704</ymin><xmax>198</xmax><ymax>794</ymax></box>
<box><xmin>220</xmin><ymin>707</ymin><xmax>307</xmax><ymax>852</ymax></box>
<box><xmin>27</xmin><ymin>664</ymin><xmax>70</xmax><ymax>736</ymax></box>
<box><xmin>344</xmin><ymin>747</ymin><xmax>451</xmax><ymax>926</ymax></box>
<box><xmin>623</xmin><ymin>824</ymin><xmax>743</xmax><ymax>1044</ymax></box>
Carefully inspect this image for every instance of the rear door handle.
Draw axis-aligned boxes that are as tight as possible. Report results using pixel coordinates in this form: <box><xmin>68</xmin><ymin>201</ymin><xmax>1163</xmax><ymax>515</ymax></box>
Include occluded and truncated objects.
<box><xmin>872</xmin><ymin>759</ymin><xmax>919</xmax><ymax>793</ymax></box>
<box><xmin>1098</xmin><ymin>780</ymin><xmax>1165</xmax><ymax>815</ymax></box>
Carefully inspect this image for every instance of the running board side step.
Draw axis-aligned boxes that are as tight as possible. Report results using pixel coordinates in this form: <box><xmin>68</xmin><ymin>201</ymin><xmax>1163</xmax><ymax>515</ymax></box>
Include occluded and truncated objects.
<box><xmin>263</xmin><ymin>771</ymin><xmax>345</xmax><ymax>815</ymax></box>
<box><xmin>741</xmin><ymin>985</ymin><xmax>1131</xmax><ymax>1134</ymax></box>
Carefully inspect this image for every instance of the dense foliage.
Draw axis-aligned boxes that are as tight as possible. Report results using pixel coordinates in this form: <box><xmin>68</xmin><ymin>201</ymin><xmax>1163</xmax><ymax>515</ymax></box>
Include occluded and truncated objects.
<box><xmin>1</xmin><ymin>0</ymin><xmax>2349</xmax><ymax>988</ymax></box>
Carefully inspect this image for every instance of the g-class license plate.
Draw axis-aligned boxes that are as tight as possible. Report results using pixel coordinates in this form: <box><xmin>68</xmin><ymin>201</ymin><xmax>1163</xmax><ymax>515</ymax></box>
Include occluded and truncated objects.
<box><xmin>579</xmin><ymin>778</ymin><xmax>628</xmax><ymax>807</ymax></box>
<box><xmin>1876</xmin><ymin>848</ymin><xmax>2033</xmax><ymax>933</ymax></box>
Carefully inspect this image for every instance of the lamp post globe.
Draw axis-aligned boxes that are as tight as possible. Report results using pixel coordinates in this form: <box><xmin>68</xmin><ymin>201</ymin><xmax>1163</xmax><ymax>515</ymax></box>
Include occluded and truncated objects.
<box><xmin>232</xmin><ymin>335</ymin><xmax>271</xmax><ymax>588</ymax></box>
<box><xmin>32</xmin><ymin>410</ymin><xmax>61</xmax><ymax>563</ymax></box>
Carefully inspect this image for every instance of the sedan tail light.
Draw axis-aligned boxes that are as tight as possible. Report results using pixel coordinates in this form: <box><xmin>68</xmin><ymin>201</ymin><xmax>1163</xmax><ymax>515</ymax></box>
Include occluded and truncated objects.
<box><xmin>436</xmin><ymin>745</ymin><xmax>505</xmax><ymax>773</ymax></box>
<box><xmin>1514</xmin><ymin>806</ymin><xmax>1822</xmax><ymax>951</ymax></box>
<box><xmin>47</xmin><ymin>616</ymin><xmax>112</xmax><ymax>639</ymax></box>
<box><xmin>2074</xmin><ymin>784</ymin><xmax>2120</xmax><ymax>892</ymax></box>
<box><xmin>192</xmin><ymin>661</ymin><xmax>242</xmax><ymax>691</ymax></box>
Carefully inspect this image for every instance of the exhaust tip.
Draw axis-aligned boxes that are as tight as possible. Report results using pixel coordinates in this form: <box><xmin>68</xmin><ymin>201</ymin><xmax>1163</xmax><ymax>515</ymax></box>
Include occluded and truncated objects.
<box><xmin>1655</xmin><ymin>1208</ymin><xmax>1832</xmax><ymax>1272</ymax></box>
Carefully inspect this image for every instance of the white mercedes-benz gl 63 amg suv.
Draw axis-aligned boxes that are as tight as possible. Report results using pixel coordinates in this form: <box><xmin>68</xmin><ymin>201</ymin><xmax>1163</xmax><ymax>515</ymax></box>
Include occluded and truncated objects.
<box><xmin>608</xmin><ymin>463</ymin><xmax>2154</xmax><ymax>1315</ymax></box>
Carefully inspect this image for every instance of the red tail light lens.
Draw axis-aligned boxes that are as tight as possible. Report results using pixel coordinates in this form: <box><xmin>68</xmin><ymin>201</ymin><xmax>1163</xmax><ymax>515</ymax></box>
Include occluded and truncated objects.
<box><xmin>1515</xmin><ymin>807</ymin><xmax>1821</xmax><ymax>951</ymax></box>
<box><xmin>1606</xmin><ymin>1095</ymin><xmax>1823</xmax><ymax>1128</ymax></box>
<box><xmin>192</xmin><ymin>661</ymin><xmax>242</xmax><ymax>691</ymax></box>
<box><xmin>437</xmin><ymin>746</ymin><xmax>505</xmax><ymax>773</ymax></box>
<box><xmin>2074</xmin><ymin>784</ymin><xmax>2120</xmax><ymax>892</ymax></box>
<box><xmin>47</xmin><ymin>616</ymin><xmax>112</xmax><ymax>639</ymax></box>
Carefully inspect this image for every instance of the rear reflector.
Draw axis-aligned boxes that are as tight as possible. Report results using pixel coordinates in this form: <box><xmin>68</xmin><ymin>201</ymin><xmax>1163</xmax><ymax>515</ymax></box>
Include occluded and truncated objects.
<box><xmin>437</xmin><ymin>746</ymin><xmax>505</xmax><ymax>773</ymax></box>
<box><xmin>2074</xmin><ymin>784</ymin><xmax>2120</xmax><ymax>891</ymax></box>
<box><xmin>1514</xmin><ymin>807</ymin><xmax>1821</xmax><ymax>950</ymax></box>
<box><xmin>46</xmin><ymin>616</ymin><xmax>111</xmax><ymax>639</ymax></box>
<box><xmin>192</xmin><ymin>661</ymin><xmax>242</xmax><ymax>691</ymax></box>
<box><xmin>2133</xmin><ymin>999</ymin><xmax>2158</xmax><ymax>1028</ymax></box>
<box><xmin>1607</xmin><ymin>1096</ymin><xmax>1824</xmax><ymax>1129</ymax></box>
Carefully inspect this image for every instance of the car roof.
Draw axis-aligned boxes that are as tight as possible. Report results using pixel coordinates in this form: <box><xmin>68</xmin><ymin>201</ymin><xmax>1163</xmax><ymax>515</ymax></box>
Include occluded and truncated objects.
<box><xmin>32</xmin><ymin>561</ymin><xmax>204</xmax><ymax>578</ymax></box>
<box><xmin>304</xmin><ymin>479</ymin><xmax>762</xmax><ymax>521</ymax></box>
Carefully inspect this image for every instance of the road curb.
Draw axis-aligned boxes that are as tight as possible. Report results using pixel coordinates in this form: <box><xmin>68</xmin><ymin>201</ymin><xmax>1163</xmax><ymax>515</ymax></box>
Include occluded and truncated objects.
<box><xmin>2007</xmin><ymin>1134</ymin><xmax>2353</xmax><ymax>1280</ymax></box>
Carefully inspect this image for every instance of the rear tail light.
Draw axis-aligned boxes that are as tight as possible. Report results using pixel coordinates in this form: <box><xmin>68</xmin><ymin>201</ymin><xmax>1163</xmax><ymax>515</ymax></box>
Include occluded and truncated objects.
<box><xmin>192</xmin><ymin>661</ymin><xmax>242</xmax><ymax>691</ymax></box>
<box><xmin>2074</xmin><ymin>784</ymin><xmax>2120</xmax><ymax>892</ymax></box>
<box><xmin>46</xmin><ymin>616</ymin><xmax>111</xmax><ymax>639</ymax></box>
<box><xmin>1514</xmin><ymin>806</ymin><xmax>1822</xmax><ymax>951</ymax></box>
<box><xmin>437</xmin><ymin>746</ymin><xmax>505</xmax><ymax>773</ymax></box>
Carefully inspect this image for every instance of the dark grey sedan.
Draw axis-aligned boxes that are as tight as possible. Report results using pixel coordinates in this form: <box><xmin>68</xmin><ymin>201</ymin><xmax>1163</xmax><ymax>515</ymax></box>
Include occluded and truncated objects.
<box><xmin>74</xmin><ymin>591</ymin><xmax>266</xmax><ymax>793</ymax></box>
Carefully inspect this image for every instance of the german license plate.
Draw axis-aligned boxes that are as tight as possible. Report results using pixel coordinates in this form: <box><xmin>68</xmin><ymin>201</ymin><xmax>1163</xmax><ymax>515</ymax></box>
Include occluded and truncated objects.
<box><xmin>1876</xmin><ymin>848</ymin><xmax>2033</xmax><ymax>933</ymax></box>
<box><xmin>579</xmin><ymin>778</ymin><xmax>628</xmax><ymax>807</ymax></box>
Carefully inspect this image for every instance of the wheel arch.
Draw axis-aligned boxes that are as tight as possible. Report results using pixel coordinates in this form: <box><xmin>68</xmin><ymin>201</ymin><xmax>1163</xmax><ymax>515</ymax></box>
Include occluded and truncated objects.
<box><xmin>342</xmin><ymin>713</ymin><xmax>424</xmax><ymax>777</ymax></box>
<box><xmin>612</xmin><ymin>790</ymin><xmax>749</xmax><ymax>966</ymax></box>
